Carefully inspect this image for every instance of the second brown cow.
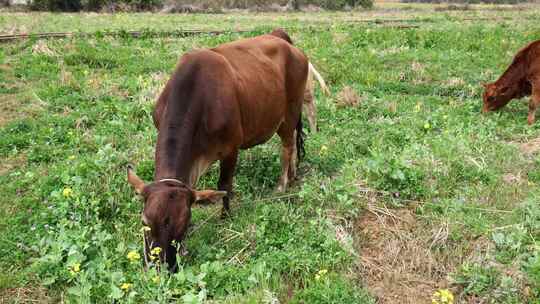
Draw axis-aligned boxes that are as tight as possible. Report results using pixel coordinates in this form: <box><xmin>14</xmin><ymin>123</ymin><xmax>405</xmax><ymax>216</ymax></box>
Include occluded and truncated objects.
<box><xmin>483</xmin><ymin>40</ymin><xmax>540</xmax><ymax>124</ymax></box>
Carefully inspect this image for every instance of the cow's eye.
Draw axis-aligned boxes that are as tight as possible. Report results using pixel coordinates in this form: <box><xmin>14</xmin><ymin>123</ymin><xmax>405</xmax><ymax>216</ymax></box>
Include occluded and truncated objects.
<box><xmin>488</xmin><ymin>96</ymin><xmax>495</xmax><ymax>102</ymax></box>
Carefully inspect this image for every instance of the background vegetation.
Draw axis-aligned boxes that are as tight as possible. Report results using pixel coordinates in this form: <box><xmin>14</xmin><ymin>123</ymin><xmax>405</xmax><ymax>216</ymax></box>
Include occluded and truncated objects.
<box><xmin>401</xmin><ymin>0</ymin><xmax>528</xmax><ymax>5</ymax></box>
<box><xmin>1</xmin><ymin>4</ymin><xmax>540</xmax><ymax>304</ymax></box>
<box><xmin>27</xmin><ymin>0</ymin><xmax>372</xmax><ymax>12</ymax></box>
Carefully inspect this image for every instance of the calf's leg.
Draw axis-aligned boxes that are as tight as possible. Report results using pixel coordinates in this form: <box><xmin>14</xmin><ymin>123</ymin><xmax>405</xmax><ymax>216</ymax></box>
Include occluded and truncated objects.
<box><xmin>528</xmin><ymin>83</ymin><xmax>540</xmax><ymax>125</ymax></box>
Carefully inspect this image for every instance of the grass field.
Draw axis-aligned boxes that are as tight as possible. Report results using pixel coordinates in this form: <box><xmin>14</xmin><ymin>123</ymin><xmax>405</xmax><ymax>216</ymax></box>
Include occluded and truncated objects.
<box><xmin>2</xmin><ymin>4</ymin><xmax>540</xmax><ymax>303</ymax></box>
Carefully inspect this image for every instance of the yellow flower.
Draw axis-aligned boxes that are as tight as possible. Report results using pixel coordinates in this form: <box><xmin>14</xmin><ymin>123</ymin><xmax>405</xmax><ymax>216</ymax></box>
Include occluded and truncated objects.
<box><xmin>152</xmin><ymin>275</ymin><xmax>160</xmax><ymax>284</ymax></box>
<box><xmin>62</xmin><ymin>188</ymin><xmax>73</xmax><ymax>197</ymax></box>
<box><xmin>120</xmin><ymin>283</ymin><xmax>132</xmax><ymax>291</ymax></box>
<box><xmin>315</xmin><ymin>269</ymin><xmax>328</xmax><ymax>280</ymax></box>
<box><xmin>320</xmin><ymin>145</ymin><xmax>328</xmax><ymax>155</ymax></box>
<box><xmin>149</xmin><ymin>247</ymin><xmax>162</xmax><ymax>262</ymax></box>
<box><xmin>68</xmin><ymin>263</ymin><xmax>81</xmax><ymax>276</ymax></box>
<box><xmin>432</xmin><ymin>289</ymin><xmax>454</xmax><ymax>304</ymax></box>
<box><xmin>68</xmin><ymin>155</ymin><xmax>76</xmax><ymax>160</ymax></box>
<box><xmin>151</xmin><ymin>247</ymin><xmax>162</xmax><ymax>256</ymax></box>
<box><xmin>127</xmin><ymin>251</ymin><xmax>140</xmax><ymax>263</ymax></box>
<box><xmin>424</xmin><ymin>123</ymin><xmax>431</xmax><ymax>130</ymax></box>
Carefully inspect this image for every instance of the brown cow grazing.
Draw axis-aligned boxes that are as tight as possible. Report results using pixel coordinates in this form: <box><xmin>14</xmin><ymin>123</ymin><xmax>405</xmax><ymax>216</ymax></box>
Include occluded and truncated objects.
<box><xmin>482</xmin><ymin>40</ymin><xmax>540</xmax><ymax>124</ymax></box>
<box><xmin>127</xmin><ymin>28</ymin><xmax>308</xmax><ymax>270</ymax></box>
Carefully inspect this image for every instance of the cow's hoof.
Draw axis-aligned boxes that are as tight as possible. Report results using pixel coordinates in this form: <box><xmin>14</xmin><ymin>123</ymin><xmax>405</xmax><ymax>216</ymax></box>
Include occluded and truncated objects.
<box><xmin>220</xmin><ymin>208</ymin><xmax>230</xmax><ymax>219</ymax></box>
<box><xmin>275</xmin><ymin>184</ymin><xmax>286</xmax><ymax>193</ymax></box>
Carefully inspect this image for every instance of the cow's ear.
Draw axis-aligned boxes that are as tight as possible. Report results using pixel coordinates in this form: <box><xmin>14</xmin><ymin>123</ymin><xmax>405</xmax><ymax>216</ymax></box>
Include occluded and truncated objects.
<box><xmin>192</xmin><ymin>190</ymin><xmax>227</xmax><ymax>204</ymax></box>
<box><xmin>127</xmin><ymin>164</ymin><xmax>145</xmax><ymax>195</ymax></box>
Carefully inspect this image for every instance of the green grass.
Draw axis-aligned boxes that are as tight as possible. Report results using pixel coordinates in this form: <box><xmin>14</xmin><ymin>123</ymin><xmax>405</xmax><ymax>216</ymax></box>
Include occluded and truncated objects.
<box><xmin>1</xmin><ymin>7</ymin><xmax>540</xmax><ymax>304</ymax></box>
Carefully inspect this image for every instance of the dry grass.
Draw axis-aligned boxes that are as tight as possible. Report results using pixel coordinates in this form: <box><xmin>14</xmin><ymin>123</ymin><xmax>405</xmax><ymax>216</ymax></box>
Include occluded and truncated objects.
<box><xmin>0</xmin><ymin>92</ymin><xmax>44</xmax><ymax>128</ymax></box>
<box><xmin>444</xmin><ymin>77</ymin><xmax>466</xmax><ymax>87</ymax></box>
<box><xmin>0</xmin><ymin>154</ymin><xmax>26</xmax><ymax>178</ymax></box>
<box><xmin>502</xmin><ymin>172</ymin><xmax>524</xmax><ymax>185</ymax></box>
<box><xmin>0</xmin><ymin>285</ymin><xmax>52</xmax><ymax>304</ymax></box>
<box><xmin>31</xmin><ymin>40</ymin><xmax>54</xmax><ymax>56</ymax></box>
<box><xmin>518</xmin><ymin>137</ymin><xmax>540</xmax><ymax>155</ymax></box>
<box><xmin>336</xmin><ymin>86</ymin><xmax>361</xmax><ymax>108</ymax></box>
<box><xmin>354</xmin><ymin>205</ymin><xmax>452</xmax><ymax>304</ymax></box>
<box><xmin>350</xmin><ymin>179</ymin><xmax>533</xmax><ymax>303</ymax></box>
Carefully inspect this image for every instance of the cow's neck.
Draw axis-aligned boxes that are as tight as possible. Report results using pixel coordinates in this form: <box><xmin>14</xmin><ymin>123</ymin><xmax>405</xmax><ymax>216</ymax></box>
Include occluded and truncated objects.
<box><xmin>495</xmin><ymin>55</ymin><xmax>527</xmax><ymax>99</ymax></box>
<box><xmin>154</xmin><ymin>90</ymin><xmax>201</xmax><ymax>186</ymax></box>
<box><xmin>154</xmin><ymin>128</ymin><xmax>195</xmax><ymax>185</ymax></box>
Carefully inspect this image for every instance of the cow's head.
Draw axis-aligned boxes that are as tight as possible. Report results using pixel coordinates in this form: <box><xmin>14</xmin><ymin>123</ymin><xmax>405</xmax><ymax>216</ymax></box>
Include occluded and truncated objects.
<box><xmin>482</xmin><ymin>82</ymin><xmax>513</xmax><ymax>113</ymax></box>
<box><xmin>127</xmin><ymin>165</ymin><xmax>226</xmax><ymax>271</ymax></box>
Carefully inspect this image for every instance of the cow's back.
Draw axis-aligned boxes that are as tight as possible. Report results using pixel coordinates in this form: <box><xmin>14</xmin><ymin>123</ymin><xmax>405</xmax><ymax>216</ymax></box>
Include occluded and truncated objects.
<box><xmin>211</xmin><ymin>35</ymin><xmax>308</xmax><ymax>148</ymax></box>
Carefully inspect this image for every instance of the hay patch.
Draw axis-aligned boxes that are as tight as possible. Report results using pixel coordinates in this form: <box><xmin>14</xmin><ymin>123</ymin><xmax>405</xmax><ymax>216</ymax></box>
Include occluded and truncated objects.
<box><xmin>354</xmin><ymin>204</ymin><xmax>454</xmax><ymax>304</ymax></box>
<box><xmin>0</xmin><ymin>155</ymin><xmax>26</xmax><ymax>177</ymax></box>
<box><xmin>518</xmin><ymin>137</ymin><xmax>540</xmax><ymax>155</ymax></box>
<box><xmin>336</xmin><ymin>86</ymin><xmax>361</xmax><ymax>108</ymax></box>
<box><xmin>0</xmin><ymin>285</ymin><xmax>51</xmax><ymax>303</ymax></box>
<box><xmin>502</xmin><ymin>172</ymin><xmax>524</xmax><ymax>185</ymax></box>
<box><xmin>444</xmin><ymin>77</ymin><xmax>466</xmax><ymax>88</ymax></box>
<box><xmin>31</xmin><ymin>40</ymin><xmax>55</xmax><ymax>57</ymax></box>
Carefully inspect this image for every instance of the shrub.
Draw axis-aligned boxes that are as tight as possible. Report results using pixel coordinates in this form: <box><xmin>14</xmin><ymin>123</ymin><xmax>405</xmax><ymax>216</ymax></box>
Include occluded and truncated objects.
<box><xmin>160</xmin><ymin>0</ymin><xmax>373</xmax><ymax>12</ymax></box>
<box><xmin>304</xmin><ymin>0</ymin><xmax>372</xmax><ymax>9</ymax></box>
<box><xmin>401</xmin><ymin>0</ymin><xmax>527</xmax><ymax>4</ymax></box>
<box><xmin>29</xmin><ymin>0</ymin><xmax>164</xmax><ymax>11</ymax></box>
<box><xmin>29</xmin><ymin>0</ymin><xmax>373</xmax><ymax>11</ymax></box>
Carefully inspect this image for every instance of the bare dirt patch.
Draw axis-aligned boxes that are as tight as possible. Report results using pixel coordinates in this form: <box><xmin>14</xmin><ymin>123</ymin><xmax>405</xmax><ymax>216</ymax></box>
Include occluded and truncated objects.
<box><xmin>0</xmin><ymin>92</ymin><xmax>37</xmax><ymax>128</ymax></box>
<box><xmin>0</xmin><ymin>285</ymin><xmax>52</xmax><ymax>304</ymax></box>
<box><xmin>353</xmin><ymin>204</ymin><xmax>454</xmax><ymax>304</ymax></box>
<box><xmin>502</xmin><ymin>172</ymin><xmax>524</xmax><ymax>185</ymax></box>
<box><xmin>0</xmin><ymin>155</ymin><xmax>25</xmax><ymax>177</ymax></box>
<box><xmin>518</xmin><ymin>137</ymin><xmax>540</xmax><ymax>155</ymax></box>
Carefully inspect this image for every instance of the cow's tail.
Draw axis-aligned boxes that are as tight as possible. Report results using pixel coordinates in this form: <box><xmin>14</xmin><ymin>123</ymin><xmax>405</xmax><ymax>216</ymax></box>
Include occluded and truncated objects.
<box><xmin>296</xmin><ymin>112</ymin><xmax>306</xmax><ymax>164</ymax></box>
<box><xmin>309</xmin><ymin>62</ymin><xmax>330</xmax><ymax>95</ymax></box>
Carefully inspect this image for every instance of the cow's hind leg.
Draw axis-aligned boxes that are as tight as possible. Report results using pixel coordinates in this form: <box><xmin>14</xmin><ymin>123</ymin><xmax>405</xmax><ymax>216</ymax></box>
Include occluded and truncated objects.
<box><xmin>218</xmin><ymin>150</ymin><xmax>238</xmax><ymax>217</ymax></box>
<box><xmin>276</xmin><ymin>128</ymin><xmax>295</xmax><ymax>193</ymax></box>
<box><xmin>528</xmin><ymin>82</ymin><xmax>540</xmax><ymax>125</ymax></box>
<box><xmin>289</xmin><ymin>132</ymin><xmax>298</xmax><ymax>180</ymax></box>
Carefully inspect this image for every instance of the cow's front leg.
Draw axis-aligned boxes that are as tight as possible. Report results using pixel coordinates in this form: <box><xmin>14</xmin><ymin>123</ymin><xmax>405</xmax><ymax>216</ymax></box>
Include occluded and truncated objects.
<box><xmin>218</xmin><ymin>150</ymin><xmax>238</xmax><ymax>218</ymax></box>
